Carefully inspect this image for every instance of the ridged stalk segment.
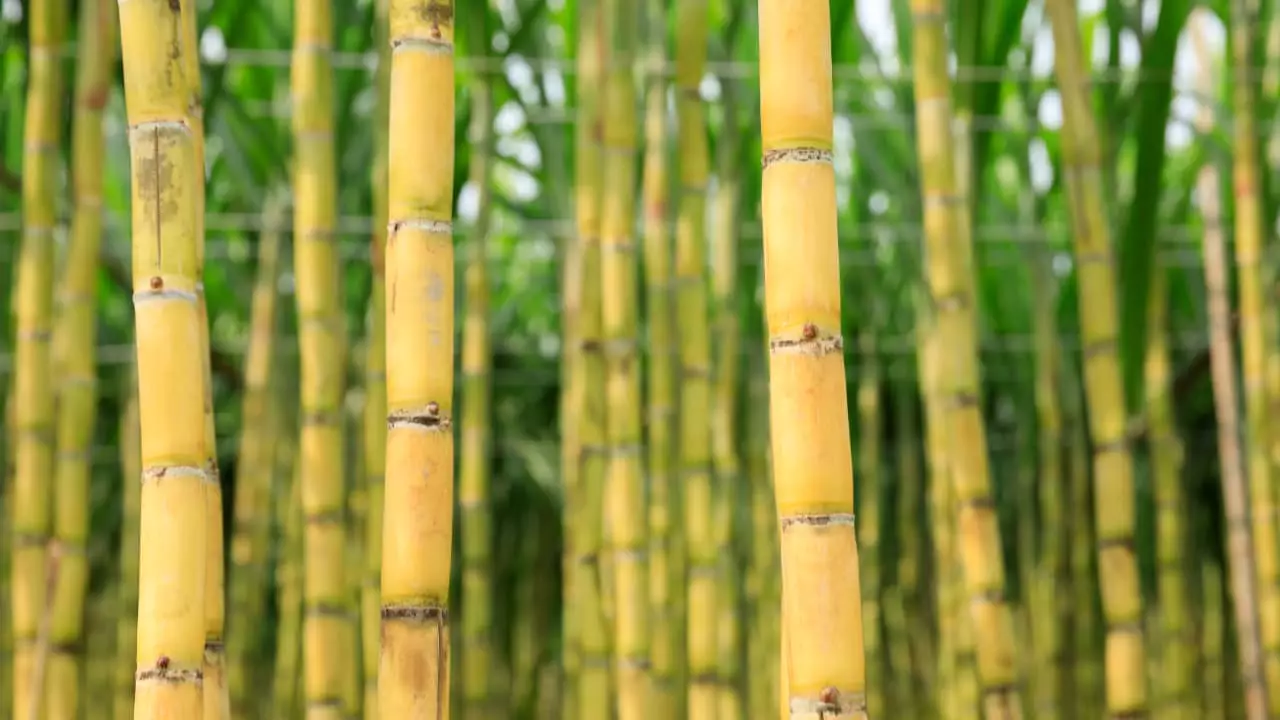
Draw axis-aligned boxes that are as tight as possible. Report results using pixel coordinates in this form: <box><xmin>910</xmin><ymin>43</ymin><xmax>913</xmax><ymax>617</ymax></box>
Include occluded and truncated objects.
<box><xmin>228</xmin><ymin>204</ymin><xmax>283</xmax><ymax>717</ymax></box>
<box><xmin>11</xmin><ymin>0</ymin><xmax>64</xmax><ymax>714</ymax></box>
<box><xmin>170</xmin><ymin>0</ymin><xmax>228</xmax><ymax>709</ymax></box>
<box><xmin>1224</xmin><ymin>0</ymin><xmax>1280</xmax><ymax>711</ymax></box>
<box><xmin>572</xmin><ymin>1</ymin><xmax>610</xmax><ymax>715</ymax></box>
<box><xmin>292</xmin><ymin>0</ymin><xmax>350</xmax><ymax>714</ymax></box>
<box><xmin>1027</xmin><ymin>252</ymin><xmax>1069</xmax><ymax>720</ymax></box>
<box><xmin>361</xmin><ymin>0</ymin><xmax>390</xmax><ymax>716</ymax></box>
<box><xmin>908</xmin><ymin>2</ymin><xmax>1022</xmax><ymax>715</ymax></box>
<box><xmin>45</xmin><ymin>0</ymin><xmax>114</xmax><ymax>716</ymax></box>
<box><xmin>711</xmin><ymin>80</ymin><xmax>744</xmax><ymax>720</ymax></box>
<box><xmin>855</xmin><ymin>329</ymin><xmax>882</xmax><ymax>719</ymax></box>
<box><xmin>1193</xmin><ymin>12</ymin><xmax>1268</xmax><ymax>714</ymax></box>
<box><xmin>674</xmin><ymin>1</ymin><xmax>716</xmax><ymax>713</ymax></box>
<box><xmin>273</xmin><ymin>444</ymin><xmax>303</xmax><ymax>718</ymax></box>
<box><xmin>918</xmin><ymin>300</ymin><xmax>975</xmax><ymax>719</ymax></box>
<box><xmin>757</xmin><ymin>0</ymin><xmax>868</xmax><ymax>717</ymax></box>
<box><xmin>118</xmin><ymin>0</ymin><xmax>211</xmax><ymax>712</ymax></box>
<box><xmin>114</xmin><ymin>367</ymin><xmax>141</xmax><ymax>720</ymax></box>
<box><xmin>641</xmin><ymin>0</ymin><xmax>676</xmax><ymax>712</ymax></box>
<box><xmin>745</xmin><ymin>369</ymin><xmax>779</xmax><ymax>719</ymax></box>
<box><xmin>601</xmin><ymin>1</ymin><xmax>647</xmax><ymax>716</ymax></box>
<box><xmin>1145</xmin><ymin>268</ymin><xmax>1196</xmax><ymax>718</ymax></box>
<box><xmin>379</xmin><ymin>1</ymin><xmax>458</xmax><ymax>715</ymax></box>
<box><xmin>1066</xmin><ymin>396</ymin><xmax>1102</xmax><ymax>717</ymax></box>
<box><xmin>1045</xmin><ymin>0</ymin><xmax>1150</xmax><ymax>713</ymax></box>
<box><xmin>459</xmin><ymin>9</ymin><xmax>496</xmax><ymax>713</ymax></box>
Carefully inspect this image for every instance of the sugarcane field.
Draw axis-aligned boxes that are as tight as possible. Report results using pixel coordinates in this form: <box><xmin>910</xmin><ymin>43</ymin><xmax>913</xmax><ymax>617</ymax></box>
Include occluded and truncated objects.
<box><xmin>4</xmin><ymin>0</ymin><xmax>1280</xmax><ymax>718</ymax></box>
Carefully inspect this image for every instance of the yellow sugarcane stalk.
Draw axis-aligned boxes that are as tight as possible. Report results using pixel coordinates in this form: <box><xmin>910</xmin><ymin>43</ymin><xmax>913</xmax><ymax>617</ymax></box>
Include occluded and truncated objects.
<box><xmin>115</xmin><ymin>364</ymin><xmax>142</xmax><ymax>720</ymax></box>
<box><xmin>1191</xmin><ymin>11</ymin><xmax>1269</xmax><ymax>716</ymax></box>
<box><xmin>918</xmin><ymin>299</ymin><xmax>971</xmax><ymax>720</ymax></box>
<box><xmin>12</xmin><ymin>0</ymin><xmax>64</xmax><ymax>714</ymax></box>
<box><xmin>855</xmin><ymin>328</ymin><xmax>883</xmax><ymax>719</ymax></box>
<box><xmin>1026</xmin><ymin>251</ymin><xmax>1069</xmax><ymax>720</ymax></box>
<box><xmin>1145</xmin><ymin>266</ymin><xmax>1197</xmax><ymax>719</ymax></box>
<box><xmin>118</xmin><ymin>0</ymin><xmax>211</xmax><ymax>713</ymax></box>
<box><xmin>168</xmin><ymin>0</ymin><xmax>228</xmax><ymax>711</ymax></box>
<box><xmin>273</xmin><ymin>440</ymin><xmax>303</xmax><ymax>718</ymax></box>
<box><xmin>361</xmin><ymin>3</ymin><xmax>390</xmax><ymax>718</ymax></box>
<box><xmin>1044</xmin><ymin>0</ymin><xmax>1150</xmax><ymax>713</ymax></box>
<box><xmin>227</xmin><ymin>200</ymin><xmax>283</xmax><ymax>717</ymax></box>
<box><xmin>558</xmin><ymin>4</ymin><xmax>593</xmax><ymax>705</ymax></box>
<box><xmin>757</xmin><ymin>1</ymin><xmax>868</xmax><ymax>717</ymax></box>
<box><xmin>44</xmin><ymin>1</ymin><xmax>114</xmax><ymax>716</ymax></box>
<box><xmin>746</xmin><ymin>367</ymin><xmax>779</xmax><ymax>720</ymax></box>
<box><xmin>641</xmin><ymin>0</ymin><xmax>676</xmax><ymax>712</ymax></box>
<box><xmin>711</xmin><ymin>85</ymin><xmax>744</xmax><ymax>720</ymax></box>
<box><xmin>600</xmin><ymin>1</ymin><xmax>647</xmax><ymax>716</ymax></box>
<box><xmin>292</xmin><ymin>0</ymin><xmax>350</xmax><ymax>714</ymax></box>
<box><xmin>459</xmin><ymin>15</ymin><xmax>496</xmax><ymax>715</ymax></box>
<box><xmin>342</xmin><ymin>389</ymin><xmax>361</xmax><ymax>720</ymax></box>
<box><xmin>379</xmin><ymin>1</ymin><xmax>458</xmax><ymax>715</ymax></box>
<box><xmin>674</xmin><ymin>2</ymin><xmax>716</xmax><ymax>714</ymax></box>
<box><xmin>572</xmin><ymin>1</ymin><xmax>610</xmax><ymax>716</ymax></box>
<box><xmin>1225</xmin><ymin>0</ymin><xmax>1280</xmax><ymax>712</ymax></box>
<box><xmin>1064</xmin><ymin>394</ymin><xmax>1103</xmax><ymax>717</ymax></box>
<box><xmin>909</xmin><ymin>2</ymin><xmax>1022</xmax><ymax>715</ymax></box>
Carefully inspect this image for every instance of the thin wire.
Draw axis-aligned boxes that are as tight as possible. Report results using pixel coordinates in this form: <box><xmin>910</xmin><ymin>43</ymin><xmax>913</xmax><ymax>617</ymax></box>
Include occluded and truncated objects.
<box><xmin>0</xmin><ymin>211</ymin><xmax>1224</xmax><ymax>246</ymax></box>
<box><xmin>65</xmin><ymin>419</ymin><xmax>1240</xmax><ymax>472</ymax></box>
<box><xmin>0</xmin><ymin>329</ymin><xmax>1212</xmax><ymax>374</ymax></box>
<box><xmin>34</xmin><ymin>41</ymin><xmax>1280</xmax><ymax>84</ymax></box>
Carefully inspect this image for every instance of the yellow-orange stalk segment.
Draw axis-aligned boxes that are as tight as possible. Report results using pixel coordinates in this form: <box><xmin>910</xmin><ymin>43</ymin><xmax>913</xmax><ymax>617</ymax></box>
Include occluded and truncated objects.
<box><xmin>274</xmin><ymin>443</ymin><xmax>304</xmax><ymax>718</ymax></box>
<box><xmin>601</xmin><ymin>0</ymin><xmax>648</xmax><ymax>716</ymax></box>
<box><xmin>1145</xmin><ymin>268</ymin><xmax>1196</xmax><ymax>719</ymax></box>
<box><xmin>712</xmin><ymin>83</ymin><xmax>745</xmax><ymax>720</ymax></box>
<box><xmin>1191</xmin><ymin>11</ymin><xmax>1269</xmax><ymax>715</ymax></box>
<box><xmin>674</xmin><ymin>1</ymin><xmax>716</xmax><ymax>714</ymax></box>
<box><xmin>855</xmin><ymin>327</ymin><xmax>882</xmax><ymax>720</ymax></box>
<box><xmin>1045</xmin><ymin>0</ymin><xmax>1150</xmax><ymax>714</ymax></box>
<box><xmin>45</xmin><ymin>0</ymin><xmax>115</xmax><ymax>717</ymax></box>
<box><xmin>228</xmin><ymin>202</ymin><xmax>283</xmax><ymax>716</ymax></box>
<box><xmin>380</xmin><ymin>1</ymin><xmax>457</xmax><ymax>717</ymax></box>
<box><xmin>572</xmin><ymin>1</ymin><xmax>610</xmax><ymax>716</ymax></box>
<box><xmin>168</xmin><ymin>0</ymin><xmax>227</xmax><ymax>711</ymax></box>
<box><xmin>746</xmin><ymin>369</ymin><xmax>781</xmax><ymax>719</ymax></box>
<box><xmin>641</xmin><ymin>0</ymin><xmax>675</xmax><ymax>713</ymax></box>
<box><xmin>459</xmin><ymin>19</ymin><xmax>496</xmax><ymax>714</ymax></box>
<box><xmin>1028</xmin><ymin>253</ymin><xmax>1067</xmax><ymax>720</ymax></box>
<box><xmin>12</xmin><ymin>0</ymin><xmax>63</xmax><ymax>714</ymax></box>
<box><xmin>118</xmin><ymin>0</ymin><xmax>212</xmax><ymax>714</ymax></box>
<box><xmin>115</xmin><ymin>367</ymin><xmax>142</xmax><ymax>720</ymax></box>
<box><xmin>1225</xmin><ymin>0</ymin><xmax>1280</xmax><ymax>712</ymax></box>
<box><xmin>362</xmin><ymin>0</ymin><xmax>391</xmax><ymax>716</ymax></box>
<box><xmin>908</xmin><ymin>2</ymin><xmax>1022</xmax><ymax>716</ymax></box>
<box><xmin>944</xmin><ymin>118</ymin><xmax>980</xmax><ymax>718</ymax></box>
<box><xmin>757</xmin><ymin>1</ymin><xmax>868</xmax><ymax>718</ymax></box>
<box><xmin>292</xmin><ymin>0</ymin><xmax>350</xmax><ymax>715</ymax></box>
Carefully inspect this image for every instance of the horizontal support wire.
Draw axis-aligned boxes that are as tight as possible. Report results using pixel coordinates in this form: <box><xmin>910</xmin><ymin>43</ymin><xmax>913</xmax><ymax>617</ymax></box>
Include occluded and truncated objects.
<box><xmin>0</xmin><ymin>328</ymin><xmax>1212</xmax><ymax>373</ymax></box>
<box><xmin>29</xmin><ymin>41</ymin><xmax>1280</xmax><ymax>85</ymax></box>
<box><xmin>0</xmin><ymin>211</ymin><xmax>1224</xmax><ymax>249</ymax></box>
<box><xmin>27</xmin><ymin>422</ymin><xmax>1250</xmax><ymax>473</ymax></box>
